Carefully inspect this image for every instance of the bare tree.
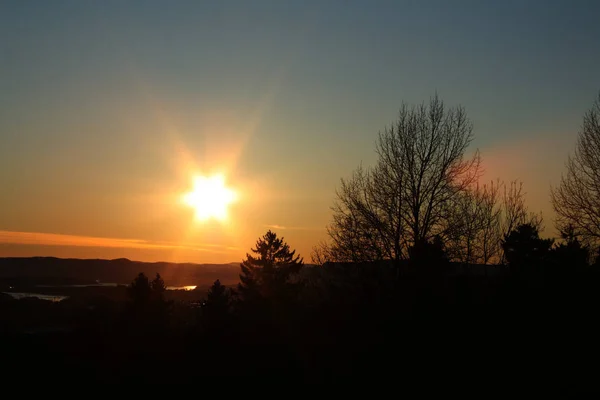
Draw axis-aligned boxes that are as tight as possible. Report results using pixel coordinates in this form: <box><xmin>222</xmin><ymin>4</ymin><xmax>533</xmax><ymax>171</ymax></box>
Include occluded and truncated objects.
<box><xmin>324</xmin><ymin>165</ymin><xmax>405</xmax><ymax>263</ymax></box>
<box><xmin>477</xmin><ymin>181</ymin><xmax>503</xmax><ymax>264</ymax></box>
<box><xmin>446</xmin><ymin>180</ymin><xmax>502</xmax><ymax>264</ymax></box>
<box><xmin>324</xmin><ymin>95</ymin><xmax>481</xmax><ymax>264</ymax></box>
<box><xmin>500</xmin><ymin>180</ymin><xmax>543</xmax><ymax>263</ymax></box>
<box><xmin>445</xmin><ymin>187</ymin><xmax>486</xmax><ymax>264</ymax></box>
<box><xmin>551</xmin><ymin>92</ymin><xmax>600</xmax><ymax>248</ymax></box>
<box><xmin>425</xmin><ymin>179</ymin><xmax>542</xmax><ymax>265</ymax></box>
<box><xmin>501</xmin><ymin>180</ymin><xmax>543</xmax><ymax>239</ymax></box>
<box><xmin>310</xmin><ymin>240</ymin><xmax>333</xmax><ymax>266</ymax></box>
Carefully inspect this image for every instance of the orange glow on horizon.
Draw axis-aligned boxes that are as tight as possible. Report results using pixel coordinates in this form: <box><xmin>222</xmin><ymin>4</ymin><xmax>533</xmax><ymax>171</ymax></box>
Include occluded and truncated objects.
<box><xmin>0</xmin><ymin>230</ymin><xmax>240</xmax><ymax>253</ymax></box>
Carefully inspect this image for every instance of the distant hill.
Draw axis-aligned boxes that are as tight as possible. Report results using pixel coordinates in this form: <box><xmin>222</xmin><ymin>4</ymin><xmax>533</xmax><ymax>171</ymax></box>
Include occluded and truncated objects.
<box><xmin>0</xmin><ymin>257</ymin><xmax>241</xmax><ymax>286</ymax></box>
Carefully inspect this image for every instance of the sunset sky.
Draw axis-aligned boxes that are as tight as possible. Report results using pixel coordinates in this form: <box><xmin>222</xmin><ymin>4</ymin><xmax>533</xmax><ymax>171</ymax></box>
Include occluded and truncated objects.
<box><xmin>1</xmin><ymin>0</ymin><xmax>599</xmax><ymax>263</ymax></box>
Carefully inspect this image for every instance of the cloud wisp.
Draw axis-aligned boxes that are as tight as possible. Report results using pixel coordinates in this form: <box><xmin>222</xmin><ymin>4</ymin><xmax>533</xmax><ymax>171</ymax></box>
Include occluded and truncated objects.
<box><xmin>0</xmin><ymin>230</ymin><xmax>239</xmax><ymax>254</ymax></box>
<box><xmin>264</xmin><ymin>224</ymin><xmax>324</xmax><ymax>231</ymax></box>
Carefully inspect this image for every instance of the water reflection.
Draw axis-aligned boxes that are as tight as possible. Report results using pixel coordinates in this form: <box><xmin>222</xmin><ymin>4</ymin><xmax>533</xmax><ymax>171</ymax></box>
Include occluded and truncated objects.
<box><xmin>166</xmin><ymin>285</ymin><xmax>197</xmax><ymax>291</ymax></box>
<box><xmin>2</xmin><ymin>284</ymin><xmax>198</xmax><ymax>302</ymax></box>
<box><xmin>36</xmin><ymin>283</ymin><xmax>197</xmax><ymax>291</ymax></box>
<box><xmin>3</xmin><ymin>292</ymin><xmax>68</xmax><ymax>302</ymax></box>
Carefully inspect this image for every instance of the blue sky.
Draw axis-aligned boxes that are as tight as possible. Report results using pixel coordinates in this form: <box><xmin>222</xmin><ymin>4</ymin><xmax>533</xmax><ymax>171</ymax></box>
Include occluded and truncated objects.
<box><xmin>0</xmin><ymin>0</ymin><xmax>599</xmax><ymax>262</ymax></box>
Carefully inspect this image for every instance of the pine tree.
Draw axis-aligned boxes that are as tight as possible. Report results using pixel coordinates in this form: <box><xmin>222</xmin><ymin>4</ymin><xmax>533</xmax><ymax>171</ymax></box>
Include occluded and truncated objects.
<box><xmin>502</xmin><ymin>223</ymin><xmax>554</xmax><ymax>270</ymax></box>
<box><xmin>202</xmin><ymin>279</ymin><xmax>233</xmax><ymax>330</ymax></box>
<box><xmin>206</xmin><ymin>279</ymin><xmax>231</xmax><ymax>311</ymax></box>
<box><xmin>128</xmin><ymin>272</ymin><xmax>152</xmax><ymax>303</ymax></box>
<box><xmin>126</xmin><ymin>272</ymin><xmax>169</xmax><ymax>333</ymax></box>
<box><xmin>409</xmin><ymin>235</ymin><xmax>448</xmax><ymax>270</ymax></box>
<box><xmin>128</xmin><ymin>272</ymin><xmax>167</xmax><ymax>304</ymax></box>
<box><xmin>238</xmin><ymin>230</ymin><xmax>303</xmax><ymax>301</ymax></box>
<box><xmin>151</xmin><ymin>273</ymin><xmax>166</xmax><ymax>301</ymax></box>
<box><xmin>552</xmin><ymin>225</ymin><xmax>589</xmax><ymax>269</ymax></box>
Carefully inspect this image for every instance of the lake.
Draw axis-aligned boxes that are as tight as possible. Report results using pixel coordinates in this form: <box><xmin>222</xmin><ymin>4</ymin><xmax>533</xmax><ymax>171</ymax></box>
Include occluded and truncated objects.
<box><xmin>2</xmin><ymin>283</ymin><xmax>198</xmax><ymax>302</ymax></box>
<box><xmin>37</xmin><ymin>283</ymin><xmax>197</xmax><ymax>291</ymax></box>
<box><xmin>3</xmin><ymin>292</ymin><xmax>69</xmax><ymax>302</ymax></box>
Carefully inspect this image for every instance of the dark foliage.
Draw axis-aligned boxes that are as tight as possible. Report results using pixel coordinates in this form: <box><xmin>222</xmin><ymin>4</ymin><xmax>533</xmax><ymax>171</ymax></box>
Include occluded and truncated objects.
<box><xmin>237</xmin><ymin>230</ymin><xmax>303</xmax><ymax>302</ymax></box>
<box><xmin>203</xmin><ymin>280</ymin><xmax>232</xmax><ymax>323</ymax></box>
<box><xmin>127</xmin><ymin>272</ymin><xmax>152</xmax><ymax>303</ymax></box>
<box><xmin>199</xmin><ymin>279</ymin><xmax>235</xmax><ymax>345</ymax></box>
<box><xmin>206</xmin><ymin>279</ymin><xmax>229</xmax><ymax>308</ymax></box>
<box><xmin>502</xmin><ymin>223</ymin><xmax>554</xmax><ymax>270</ymax></box>
<box><xmin>151</xmin><ymin>273</ymin><xmax>166</xmax><ymax>300</ymax></box>
<box><xmin>408</xmin><ymin>235</ymin><xmax>448</xmax><ymax>270</ymax></box>
<box><xmin>552</xmin><ymin>225</ymin><xmax>590</xmax><ymax>269</ymax></box>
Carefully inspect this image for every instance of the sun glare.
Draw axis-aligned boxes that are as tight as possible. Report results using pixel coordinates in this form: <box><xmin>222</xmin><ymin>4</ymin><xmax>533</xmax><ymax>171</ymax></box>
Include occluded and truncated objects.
<box><xmin>182</xmin><ymin>174</ymin><xmax>237</xmax><ymax>222</ymax></box>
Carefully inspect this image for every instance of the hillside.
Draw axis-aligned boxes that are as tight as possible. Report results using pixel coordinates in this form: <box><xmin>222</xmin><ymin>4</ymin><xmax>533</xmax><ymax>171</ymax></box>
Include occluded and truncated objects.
<box><xmin>0</xmin><ymin>257</ymin><xmax>241</xmax><ymax>286</ymax></box>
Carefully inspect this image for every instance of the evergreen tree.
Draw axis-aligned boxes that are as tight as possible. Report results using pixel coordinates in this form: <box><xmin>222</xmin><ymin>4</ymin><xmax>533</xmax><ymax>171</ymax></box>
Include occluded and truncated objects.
<box><xmin>238</xmin><ymin>230</ymin><xmax>303</xmax><ymax>301</ymax></box>
<box><xmin>151</xmin><ymin>273</ymin><xmax>167</xmax><ymax>301</ymax></box>
<box><xmin>408</xmin><ymin>235</ymin><xmax>448</xmax><ymax>270</ymax></box>
<box><xmin>128</xmin><ymin>272</ymin><xmax>152</xmax><ymax>303</ymax></box>
<box><xmin>202</xmin><ymin>279</ymin><xmax>234</xmax><ymax>332</ymax></box>
<box><xmin>552</xmin><ymin>225</ymin><xmax>589</xmax><ymax>269</ymax></box>
<box><xmin>205</xmin><ymin>279</ymin><xmax>231</xmax><ymax>312</ymax></box>
<box><xmin>128</xmin><ymin>272</ymin><xmax>167</xmax><ymax>304</ymax></box>
<box><xmin>502</xmin><ymin>224</ymin><xmax>554</xmax><ymax>270</ymax></box>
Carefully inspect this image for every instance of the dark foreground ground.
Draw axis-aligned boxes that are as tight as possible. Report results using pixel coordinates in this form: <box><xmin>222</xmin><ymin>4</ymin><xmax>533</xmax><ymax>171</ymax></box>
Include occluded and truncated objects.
<box><xmin>2</xmin><ymin>267</ymin><xmax>599</xmax><ymax>390</ymax></box>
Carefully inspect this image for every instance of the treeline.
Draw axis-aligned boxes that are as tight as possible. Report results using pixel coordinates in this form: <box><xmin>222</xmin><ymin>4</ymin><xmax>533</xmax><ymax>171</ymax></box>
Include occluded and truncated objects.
<box><xmin>313</xmin><ymin>92</ymin><xmax>600</xmax><ymax>269</ymax></box>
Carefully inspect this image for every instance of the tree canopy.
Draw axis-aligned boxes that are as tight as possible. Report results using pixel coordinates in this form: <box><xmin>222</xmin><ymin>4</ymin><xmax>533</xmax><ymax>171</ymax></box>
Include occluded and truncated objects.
<box><xmin>238</xmin><ymin>230</ymin><xmax>303</xmax><ymax>301</ymax></box>
<box><xmin>324</xmin><ymin>95</ymin><xmax>481</xmax><ymax>264</ymax></box>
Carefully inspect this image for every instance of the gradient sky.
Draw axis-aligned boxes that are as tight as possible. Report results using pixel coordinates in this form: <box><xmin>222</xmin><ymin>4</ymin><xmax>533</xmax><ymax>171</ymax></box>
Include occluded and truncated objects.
<box><xmin>1</xmin><ymin>0</ymin><xmax>599</xmax><ymax>263</ymax></box>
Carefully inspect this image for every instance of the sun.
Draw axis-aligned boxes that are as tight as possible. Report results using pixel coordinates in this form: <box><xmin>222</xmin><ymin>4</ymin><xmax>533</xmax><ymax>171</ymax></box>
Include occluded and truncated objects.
<box><xmin>182</xmin><ymin>174</ymin><xmax>238</xmax><ymax>222</ymax></box>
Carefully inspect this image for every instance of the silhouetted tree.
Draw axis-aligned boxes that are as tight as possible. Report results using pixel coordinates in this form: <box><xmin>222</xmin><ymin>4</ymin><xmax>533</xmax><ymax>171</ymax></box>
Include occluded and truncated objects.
<box><xmin>310</xmin><ymin>239</ymin><xmax>333</xmax><ymax>265</ymax></box>
<box><xmin>128</xmin><ymin>272</ymin><xmax>152</xmax><ymax>303</ymax></box>
<box><xmin>205</xmin><ymin>279</ymin><xmax>231</xmax><ymax>312</ymax></box>
<box><xmin>450</xmin><ymin>186</ymin><xmax>487</xmax><ymax>265</ymax></box>
<box><xmin>408</xmin><ymin>235</ymin><xmax>448</xmax><ymax>269</ymax></box>
<box><xmin>446</xmin><ymin>180</ymin><xmax>542</xmax><ymax>265</ymax></box>
<box><xmin>200</xmin><ymin>279</ymin><xmax>234</xmax><ymax>335</ymax></box>
<box><xmin>151</xmin><ymin>273</ymin><xmax>166</xmax><ymax>301</ymax></box>
<box><xmin>477</xmin><ymin>181</ymin><xmax>504</xmax><ymax>264</ymax></box>
<box><xmin>445</xmin><ymin>181</ymin><xmax>501</xmax><ymax>264</ymax></box>
<box><xmin>324</xmin><ymin>94</ymin><xmax>481</xmax><ymax>264</ymax></box>
<box><xmin>552</xmin><ymin>91</ymin><xmax>600</xmax><ymax>249</ymax></box>
<box><xmin>238</xmin><ymin>230</ymin><xmax>303</xmax><ymax>301</ymax></box>
<box><xmin>551</xmin><ymin>225</ymin><xmax>589</xmax><ymax>269</ymax></box>
<box><xmin>502</xmin><ymin>224</ymin><xmax>553</xmax><ymax>270</ymax></box>
<box><xmin>128</xmin><ymin>272</ymin><xmax>168</xmax><ymax>306</ymax></box>
<box><xmin>501</xmin><ymin>181</ymin><xmax>543</xmax><ymax>243</ymax></box>
<box><xmin>126</xmin><ymin>272</ymin><xmax>170</xmax><ymax>335</ymax></box>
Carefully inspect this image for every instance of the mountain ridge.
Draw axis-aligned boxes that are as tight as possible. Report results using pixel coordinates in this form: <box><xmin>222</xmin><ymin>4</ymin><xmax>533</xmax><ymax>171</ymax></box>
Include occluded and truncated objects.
<box><xmin>0</xmin><ymin>256</ymin><xmax>241</xmax><ymax>286</ymax></box>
